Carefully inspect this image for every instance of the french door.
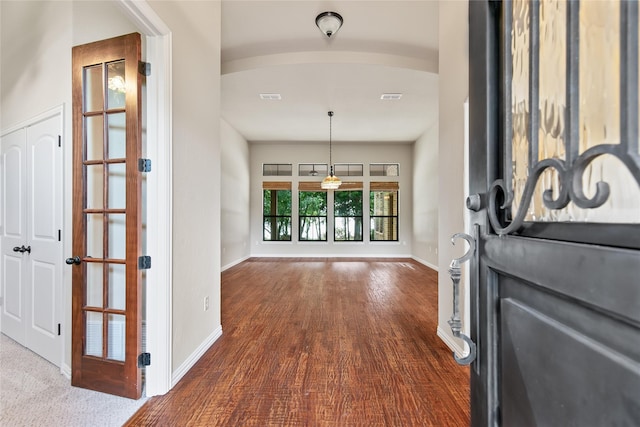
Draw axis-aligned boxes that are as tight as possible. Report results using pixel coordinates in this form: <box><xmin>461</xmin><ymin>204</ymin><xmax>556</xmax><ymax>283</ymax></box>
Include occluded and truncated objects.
<box><xmin>71</xmin><ymin>33</ymin><xmax>144</xmax><ymax>399</ymax></box>
<box><xmin>468</xmin><ymin>1</ymin><xmax>640</xmax><ymax>425</ymax></box>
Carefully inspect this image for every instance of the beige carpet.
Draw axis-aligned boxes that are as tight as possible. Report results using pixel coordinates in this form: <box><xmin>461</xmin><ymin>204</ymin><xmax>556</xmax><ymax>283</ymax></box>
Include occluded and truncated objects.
<box><xmin>0</xmin><ymin>334</ymin><xmax>146</xmax><ymax>426</ymax></box>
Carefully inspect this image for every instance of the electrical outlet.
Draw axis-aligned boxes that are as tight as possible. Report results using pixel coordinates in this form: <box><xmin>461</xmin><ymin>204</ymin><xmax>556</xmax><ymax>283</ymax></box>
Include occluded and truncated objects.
<box><xmin>204</xmin><ymin>296</ymin><xmax>209</xmax><ymax>311</ymax></box>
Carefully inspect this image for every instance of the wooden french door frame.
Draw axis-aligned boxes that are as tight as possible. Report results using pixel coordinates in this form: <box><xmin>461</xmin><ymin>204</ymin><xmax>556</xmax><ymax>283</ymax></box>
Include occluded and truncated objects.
<box><xmin>71</xmin><ymin>33</ymin><xmax>143</xmax><ymax>399</ymax></box>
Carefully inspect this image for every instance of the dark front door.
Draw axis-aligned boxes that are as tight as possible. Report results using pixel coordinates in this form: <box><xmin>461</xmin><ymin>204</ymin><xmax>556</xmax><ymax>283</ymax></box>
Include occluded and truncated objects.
<box><xmin>468</xmin><ymin>1</ymin><xmax>640</xmax><ymax>425</ymax></box>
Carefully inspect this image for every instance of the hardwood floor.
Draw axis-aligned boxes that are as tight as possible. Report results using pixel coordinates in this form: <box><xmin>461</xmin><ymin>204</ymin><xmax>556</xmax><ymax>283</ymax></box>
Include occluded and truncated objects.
<box><xmin>125</xmin><ymin>258</ymin><xmax>470</xmax><ymax>426</ymax></box>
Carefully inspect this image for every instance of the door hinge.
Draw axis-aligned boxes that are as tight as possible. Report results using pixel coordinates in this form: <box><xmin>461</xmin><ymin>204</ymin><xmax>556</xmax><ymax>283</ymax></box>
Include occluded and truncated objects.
<box><xmin>138</xmin><ymin>256</ymin><xmax>151</xmax><ymax>270</ymax></box>
<box><xmin>139</xmin><ymin>61</ymin><xmax>151</xmax><ymax>76</ymax></box>
<box><xmin>58</xmin><ymin>229</ymin><xmax>61</xmax><ymax>242</ymax></box>
<box><xmin>58</xmin><ymin>135</ymin><xmax>61</xmax><ymax>147</ymax></box>
<box><xmin>58</xmin><ymin>324</ymin><xmax>61</xmax><ymax>336</ymax></box>
<box><xmin>138</xmin><ymin>352</ymin><xmax>151</xmax><ymax>367</ymax></box>
<box><xmin>138</xmin><ymin>158</ymin><xmax>152</xmax><ymax>173</ymax></box>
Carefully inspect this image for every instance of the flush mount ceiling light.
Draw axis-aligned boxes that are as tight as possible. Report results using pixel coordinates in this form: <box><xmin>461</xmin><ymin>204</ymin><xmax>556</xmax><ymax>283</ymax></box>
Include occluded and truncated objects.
<box><xmin>315</xmin><ymin>11</ymin><xmax>343</xmax><ymax>38</ymax></box>
<box><xmin>321</xmin><ymin>111</ymin><xmax>342</xmax><ymax>190</ymax></box>
<box><xmin>380</xmin><ymin>93</ymin><xmax>403</xmax><ymax>100</ymax></box>
<box><xmin>259</xmin><ymin>93</ymin><xmax>282</xmax><ymax>100</ymax></box>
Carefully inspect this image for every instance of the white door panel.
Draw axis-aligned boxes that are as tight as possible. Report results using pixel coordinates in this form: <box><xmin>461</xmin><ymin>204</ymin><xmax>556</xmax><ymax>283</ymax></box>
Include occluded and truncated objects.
<box><xmin>3</xmin><ymin>142</ymin><xmax>23</xmax><ymax>237</ymax></box>
<box><xmin>3</xmin><ymin>256</ymin><xmax>23</xmax><ymax>320</ymax></box>
<box><xmin>30</xmin><ymin>132</ymin><xmax>57</xmax><ymax>240</ymax></box>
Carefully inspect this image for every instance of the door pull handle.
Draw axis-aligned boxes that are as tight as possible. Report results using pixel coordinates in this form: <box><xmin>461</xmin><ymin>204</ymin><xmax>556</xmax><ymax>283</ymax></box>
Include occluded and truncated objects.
<box><xmin>13</xmin><ymin>246</ymin><xmax>22</xmax><ymax>252</ymax></box>
<box><xmin>448</xmin><ymin>232</ymin><xmax>477</xmax><ymax>366</ymax></box>
<box><xmin>13</xmin><ymin>245</ymin><xmax>31</xmax><ymax>253</ymax></box>
<box><xmin>65</xmin><ymin>256</ymin><xmax>81</xmax><ymax>265</ymax></box>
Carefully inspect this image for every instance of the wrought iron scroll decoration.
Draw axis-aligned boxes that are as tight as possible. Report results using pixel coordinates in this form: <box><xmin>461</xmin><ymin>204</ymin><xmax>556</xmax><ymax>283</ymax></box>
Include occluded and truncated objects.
<box><xmin>489</xmin><ymin>0</ymin><xmax>640</xmax><ymax>236</ymax></box>
<box><xmin>448</xmin><ymin>233</ymin><xmax>477</xmax><ymax>366</ymax></box>
<box><xmin>489</xmin><ymin>140</ymin><xmax>640</xmax><ymax>236</ymax></box>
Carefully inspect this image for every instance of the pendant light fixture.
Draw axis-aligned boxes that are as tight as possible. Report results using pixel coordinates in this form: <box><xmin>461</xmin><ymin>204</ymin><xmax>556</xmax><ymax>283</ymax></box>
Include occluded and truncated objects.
<box><xmin>321</xmin><ymin>111</ymin><xmax>341</xmax><ymax>190</ymax></box>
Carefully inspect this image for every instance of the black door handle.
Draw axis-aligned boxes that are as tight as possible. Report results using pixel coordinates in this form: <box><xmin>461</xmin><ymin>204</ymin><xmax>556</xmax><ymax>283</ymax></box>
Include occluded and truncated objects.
<box><xmin>65</xmin><ymin>256</ymin><xmax>81</xmax><ymax>265</ymax></box>
<box><xmin>13</xmin><ymin>245</ymin><xmax>31</xmax><ymax>253</ymax></box>
<box><xmin>13</xmin><ymin>246</ymin><xmax>22</xmax><ymax>252</ymax></box>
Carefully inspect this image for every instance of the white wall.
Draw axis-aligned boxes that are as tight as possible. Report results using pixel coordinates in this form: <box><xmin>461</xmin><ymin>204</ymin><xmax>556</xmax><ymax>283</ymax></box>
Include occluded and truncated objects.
<box><xmin>221</xmin><ymin>119</ymin><xmax>251</xmax><ymax>270</ymax></box>
<box><xmin>147</xmin><ymin>0</ymin><xmax>222</xmax><ymax>375</ymax></box>
<box><xmin>72</xmin><ymin>1</ymin><xmax>139</xmax><ymax>45</ymax></box>
<box><xmin>412</xmin><ymin>121</ymin><xmax>439</xmax><ymax>270</ymax></box>
<box><xmin>437</xmin><ymin>0</ymin><xmax>469</xmax><ymax>355</ymax></box>
<box><xmin>1</xmin><ymin>2</ymin><xmax>72</xmax><ymax>130</ymax></box>
<box><xmin>250</xmin><ymin>142</ymin><xmax>413</xmax><ymax>257</ymax></box>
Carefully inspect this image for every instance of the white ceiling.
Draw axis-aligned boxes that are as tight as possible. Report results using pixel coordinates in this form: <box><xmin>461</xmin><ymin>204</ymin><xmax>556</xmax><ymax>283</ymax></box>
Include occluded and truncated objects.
<box><xmin>221</xmin><ymin>1</ymin><xmax>439</xmax><ymax>143</ymax></box>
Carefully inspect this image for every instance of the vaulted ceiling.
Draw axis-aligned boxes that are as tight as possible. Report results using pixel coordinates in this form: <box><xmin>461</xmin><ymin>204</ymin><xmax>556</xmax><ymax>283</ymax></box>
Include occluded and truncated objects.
<box><xmin>220</xmin><ymin>1</ymin><xmax>439</xmax><ymax>143</ymax></box>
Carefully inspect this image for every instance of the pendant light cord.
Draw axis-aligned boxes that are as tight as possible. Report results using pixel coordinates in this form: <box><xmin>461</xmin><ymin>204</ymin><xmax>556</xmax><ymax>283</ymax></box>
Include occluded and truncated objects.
<box><xmin>328</xmin><ymin>111</ymin><xmax>334</xmax><ymax>176</ymax></box>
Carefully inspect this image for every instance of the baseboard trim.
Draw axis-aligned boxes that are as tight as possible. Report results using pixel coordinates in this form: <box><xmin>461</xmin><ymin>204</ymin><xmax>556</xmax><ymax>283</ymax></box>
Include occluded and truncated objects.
<box><xmin>171</xmin><ymin>325</ymin><xmax>222</xmax><ymax>387</ymax></box>
<box><xmin>222</xmin><ymin>255</ymin><xmax>250</xmax><ymax>272</ymax></box>
<box><xmin>436</xmin><ymin>324</ymin><xmax>466</xmax><ymax>358</ymax></box>
<box><xmin>61</xmin><ymin>363</ymin><xmax>71</xmax><ymax>379</ymax></box>
<box><xmin>411</xmin><ymin>256</ymin><xmax>439</xmax><ymax>272</ymax></box>
<box><xmin>250</xmin><ymin>253</ymin><xmax>414</xmax><ymax>259</ymax></box>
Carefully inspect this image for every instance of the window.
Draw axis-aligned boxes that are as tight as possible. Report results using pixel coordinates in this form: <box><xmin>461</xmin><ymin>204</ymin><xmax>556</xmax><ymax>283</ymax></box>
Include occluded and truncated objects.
<box><xmin>334</xmin><ymin>163</ymin><xmax>364</xmax><ymax>176</ymax></box>
<box><xmin>334</xmin><ymin>183</ymin><xmax>363</xmax><ymax>241</ymax></box>
<box><xmin>263</xmin><ymin>182</ymin><xmax>292</xmax><ymax>241</ymax></box>
<box><xmin>298</xmin><ymin>182</ymin><xmax>327</xmax><ymax>241</ymax></box>
<box><xmin>263</xmin><ymin>163</ymin><xmax>292</xmax><ymax>176</ymax></box>
<box><xmin>370</xmin><ymin>182</ymin><xmax>399</xmax><ymax>241</ymax></box>
<box><xmin>370</xmin><ymin>163</ymin><xmax>399</xmax><ymax>176</ymax></box>
<box><xmin>298</xmin><ymin>163</ymin><xmax>328</xmax><ymax>177</ymax></box>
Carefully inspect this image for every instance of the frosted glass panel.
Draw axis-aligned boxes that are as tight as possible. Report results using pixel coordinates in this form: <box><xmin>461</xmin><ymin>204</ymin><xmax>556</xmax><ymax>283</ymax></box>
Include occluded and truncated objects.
<box><xmin>108</xmin><ymin>264</ymin><xmax>126</xmax><ymax>310</ymax></box>
<box><xmin>107</xmin><ymin>61</ymin><xmax>126</xmax><ymax>110</ymax></box>
<box><xmin>107</xmin><ymin>113</ymin><xmax>126</xmax><ymax>159</ymax></box>
<box><xmin>107</xmin><ymin>314</ymin><xmax>125</xmax><ymax>362</ymax></box>
<box><xmin>580</xmin><ymin>0</ymin><xmax>620</xmax><ymax>152</ymax></box>
<box><xmin>86</xmin><ymin>214</ymin><xmax>103</xmax><ymax>258</ymax></box>
<box><xmin>509</xmin><ymin>0</ymin><xmax>640</xmax><ymax>224</ymax></box>
<box><xmin>574</xmin><ymin>0</ymin><xmax>638</xmax><ymax>223</ymax></box>
<box><xmin>85</xmin><ymin>311</ymin><xmax>103</xmax><ymax>357</ymax></box>
<box><xmin>86</xmin><ymin>115</ymin><xmax>104</xmax><ymax>161</ymax></box>
<box><xmin>108</xmin><ymin>163</ymin><xmax>126</xmax><ymax>209</ymax></box>
<box><xmin>511</xmin><ymin>0</ymin><xmax>531</xmax><ymax>219</ymax></box>
<box><xmin>86</xmin><ymin>165</ymin><xmax>103</xmax><ymax>209</ymax></box>
<box><xmin>84</xmin><ymin>65</ymin><xmax>103</xmax><ymax>113</ymax></box>
<box><xmin>86</xmin><ymin>263</ymin><xmax>103</xmax><ymax>307</ymax></box>
<box><xmin>108</xmin><ymin>214</ymin><xmax>126</xmax><ymax>260</ymax></box>
<box><xmin>529</xmin><ymin>0</ymin><xmax>568</xmax><ymax>221</ymax></box>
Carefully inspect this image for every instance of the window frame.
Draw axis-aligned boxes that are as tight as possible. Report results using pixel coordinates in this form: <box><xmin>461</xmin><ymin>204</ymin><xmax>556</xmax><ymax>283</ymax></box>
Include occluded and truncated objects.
<box><xmin>298</xmin><ymin>182</ymin><xmax>328</xmax><ymax>242</ymax></box>
<box><xmin>369</xmin><ymin>182</ymin><xmax>399</xmax><ymax>242</ymax></box>
<box><xmin>262</xmin><ymin>182</ymin><xmax>292</xmax><ymax>241</ymax></box>
<box><xmin>334</xmin><ymin>183</ymin><xmax>364</xmax><ymax>242</ymax></box>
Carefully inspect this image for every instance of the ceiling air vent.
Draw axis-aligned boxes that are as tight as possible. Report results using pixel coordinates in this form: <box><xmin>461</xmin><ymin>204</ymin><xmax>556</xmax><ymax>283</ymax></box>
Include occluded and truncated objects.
<box><xmin>380</xmin><ymin>93</ymin><xmax>403</xmax><ymax>100</ymax></box>
<box><xmin>259</xmin><ymin>93</ymin><xmax>282</xmax><ymax>100</ymax></box>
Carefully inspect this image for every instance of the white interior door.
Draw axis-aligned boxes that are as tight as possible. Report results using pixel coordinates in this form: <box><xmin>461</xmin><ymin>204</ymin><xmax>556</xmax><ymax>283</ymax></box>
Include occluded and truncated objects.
<box><xmin>1</xmin><ymin>110</ymin><xmax>63</xmax><ymax>367</ymax></box>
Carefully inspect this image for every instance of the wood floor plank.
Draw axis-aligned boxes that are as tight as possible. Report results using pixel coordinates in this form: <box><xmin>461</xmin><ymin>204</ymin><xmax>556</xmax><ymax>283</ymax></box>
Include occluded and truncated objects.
<box><xmin>125</xmin><ymin>258</ymin><xmax>470</xmax><ymax>426</ymax></box>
